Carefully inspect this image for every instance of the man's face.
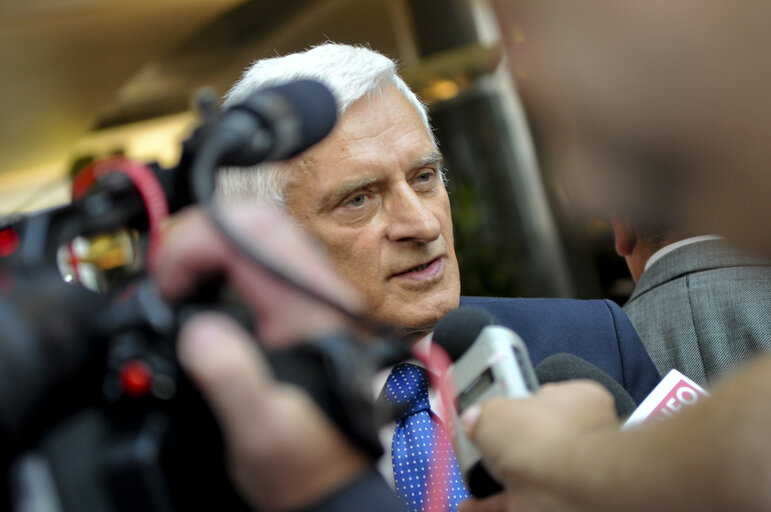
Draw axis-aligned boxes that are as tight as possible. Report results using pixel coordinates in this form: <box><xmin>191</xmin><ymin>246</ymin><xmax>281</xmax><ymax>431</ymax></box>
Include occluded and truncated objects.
<box><xmin>285</xmin><ymin>85</ymin><xmax>461</xmax><ymax>329</ymax></box>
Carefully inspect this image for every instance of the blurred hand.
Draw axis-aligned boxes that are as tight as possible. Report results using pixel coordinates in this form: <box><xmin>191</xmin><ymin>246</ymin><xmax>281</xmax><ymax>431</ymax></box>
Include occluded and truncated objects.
<box><xmin>178</xmin><ymin>313</ymin><xmax>369</xmax><ymax>511</ymax></box>
<box><xmin>156</xmin><ymin>204</ymin><xmax>370</xmax><ymax>510</ymax></box>
<box><xmin>459</xmin><ymin>382</ymin><xmax>618</xmax><ymax>512</ymax></box>
<box><xmin>157</xmin><ymin>204</ymin><xmax>362</xmax><ymax>347</ymax></box>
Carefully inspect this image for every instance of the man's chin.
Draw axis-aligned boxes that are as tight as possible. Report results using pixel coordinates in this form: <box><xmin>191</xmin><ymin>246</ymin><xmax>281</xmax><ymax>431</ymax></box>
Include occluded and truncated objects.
<box><xmin>379</xmin><ymin>294</ymin><xmax>460</xmax><ymax>334</ymax></box>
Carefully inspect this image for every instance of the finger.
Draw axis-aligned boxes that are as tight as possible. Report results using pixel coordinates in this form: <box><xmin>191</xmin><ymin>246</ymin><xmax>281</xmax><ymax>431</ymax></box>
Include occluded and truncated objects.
<box><xmin>157</xmin><ymin>205</ymin><xmax>361</xmax><ymax>346</ymax></box>
<box><xmin>461</xmin><ymin>398</ymin><xmax>515</xmax><ymax>449</ymax></box>
<box><xmin>461</xmin><ymin>398</ymin><xmax>520</xmax><ymax>480</ymax></box>
<box><xmin>159</xmin><ymin>205</ymin><xmax>359</xmax><ymax>310</ymax></box>
<box><xmin>177</xmin><ymin>311</ymin><xmax>273</xmax><ymax>449</ymax></box>
<box><xmin>223</xmin><ymin>205</ymin><xmax>360</xmax><ymax>311</ymax></box>
<box><xmin>156</xmin><ymin>207</ymin><xmax>231</xmax><ymax>300</ymax></box>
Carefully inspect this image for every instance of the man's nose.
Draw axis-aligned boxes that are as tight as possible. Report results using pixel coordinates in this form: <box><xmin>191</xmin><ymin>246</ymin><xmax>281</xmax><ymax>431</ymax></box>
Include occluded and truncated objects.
<box><xmin>385</xmin><ymin>184</ymin><xmax>442</xmax><ymax>243</ymax></box>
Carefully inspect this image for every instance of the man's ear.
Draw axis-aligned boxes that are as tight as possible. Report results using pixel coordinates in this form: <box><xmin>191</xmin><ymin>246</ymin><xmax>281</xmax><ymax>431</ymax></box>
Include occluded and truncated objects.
<box><xmin>610</xmin><ymin>217</ymin><xmax>637</xmax><ymax>256</ymax></box>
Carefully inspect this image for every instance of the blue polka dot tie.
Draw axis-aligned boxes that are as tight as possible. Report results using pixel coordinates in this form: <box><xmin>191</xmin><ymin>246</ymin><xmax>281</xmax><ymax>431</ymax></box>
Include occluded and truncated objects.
<box><xmin>384</xmin><ymin>363</ymin><xmax>470</xmax><ymax>512</ymax></box>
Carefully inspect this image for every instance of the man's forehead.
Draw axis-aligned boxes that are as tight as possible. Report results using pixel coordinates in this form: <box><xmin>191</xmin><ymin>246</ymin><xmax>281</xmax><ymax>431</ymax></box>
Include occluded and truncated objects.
<box><xmin>287</xmin><ymin>91</ymin><xmax>439</xmax><ymax>195</ymax></box>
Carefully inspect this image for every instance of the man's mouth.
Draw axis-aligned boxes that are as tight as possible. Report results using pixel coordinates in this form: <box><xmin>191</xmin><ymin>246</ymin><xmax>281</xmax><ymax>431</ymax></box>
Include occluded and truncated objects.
<box><xmin>410</xmin><ymin>262</ymin><xmax>431</xmax><ymax>272</ymax></box>
<box><xmin>392</xmin><ymin>257</ymin><xmax>442</xmax><ymax>278</ymax></box>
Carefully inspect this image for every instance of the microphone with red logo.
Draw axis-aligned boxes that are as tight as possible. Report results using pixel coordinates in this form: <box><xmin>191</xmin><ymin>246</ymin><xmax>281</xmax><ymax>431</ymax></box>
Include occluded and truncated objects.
<box><xmin>623</xmin><ymin>369</ymin><xmax>709</xmax><ymax>428</ymax></box>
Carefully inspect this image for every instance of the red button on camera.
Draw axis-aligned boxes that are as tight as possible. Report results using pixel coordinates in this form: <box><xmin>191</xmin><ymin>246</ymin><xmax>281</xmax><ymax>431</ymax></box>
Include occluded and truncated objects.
<box><xmin>120</xmin><ymin>360</ymin><xmax>153</xmax><ymax>396</ymax></box>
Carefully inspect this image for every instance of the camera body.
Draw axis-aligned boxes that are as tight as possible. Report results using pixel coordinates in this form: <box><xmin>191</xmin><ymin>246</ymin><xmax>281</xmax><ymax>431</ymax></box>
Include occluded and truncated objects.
<box><xmin>1</xmin><ymin>270</ymin><xmax>387</xmax><ymax>512</ymax></box>
<box><xmin>0</xmin><ymin>80</ymin><xmax>394</xmax><ymax>511</ymax></box>
<box><xmin>0</xmin><ymin>272</ymin><xmax>251</xmax><ymax>512</ymax></box>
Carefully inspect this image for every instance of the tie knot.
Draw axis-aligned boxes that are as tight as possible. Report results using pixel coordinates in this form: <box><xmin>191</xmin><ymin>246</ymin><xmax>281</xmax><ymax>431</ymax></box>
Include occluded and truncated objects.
<box><xmin>384</xmin><ymin>362</ymin><xmax>431</xmax><ymax>417</ymax></box>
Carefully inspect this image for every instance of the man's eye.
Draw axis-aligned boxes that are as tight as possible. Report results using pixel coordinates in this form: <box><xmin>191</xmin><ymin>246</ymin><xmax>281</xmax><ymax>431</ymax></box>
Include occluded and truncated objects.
<box><xmin>347</xmin><ymin>194</ymin><xmax>367</xmax><ymax>207</ymax></box>
<box><xmin>417</xmin><ymin>171</ymin><xmax>434</xmax><ymax>182</ymax></box>
<box><xmin>414</xmin><ymin>170</ymin><xmax>437</xmax><ymax>186</ymax></box>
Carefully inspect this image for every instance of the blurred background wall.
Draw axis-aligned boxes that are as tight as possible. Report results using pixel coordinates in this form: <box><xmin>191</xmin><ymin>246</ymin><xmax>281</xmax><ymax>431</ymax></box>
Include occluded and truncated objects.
<box><xmin>0</xmin><ymin>0</ymin><xmax>634</xmax><ymax>303</ymax></box>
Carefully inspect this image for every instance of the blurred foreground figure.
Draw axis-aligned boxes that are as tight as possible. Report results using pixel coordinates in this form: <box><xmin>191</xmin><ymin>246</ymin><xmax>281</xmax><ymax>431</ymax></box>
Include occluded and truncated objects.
<box><xmin>456</xmin><ymin>2</ymin><xmax>771</xmax><ymax>511</ymax></box>
<box><xmin>493</xmin><ymin>0</ymin><xmax>771</xmax><ymax>256</ymax></box>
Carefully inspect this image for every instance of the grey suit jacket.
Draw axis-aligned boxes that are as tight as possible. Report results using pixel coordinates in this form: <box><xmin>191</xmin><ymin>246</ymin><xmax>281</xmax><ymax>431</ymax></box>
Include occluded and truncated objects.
<box><xmin>623</xmin><ymin>239</ymin><xmax>771</xmax><ymax>386</ymax></box>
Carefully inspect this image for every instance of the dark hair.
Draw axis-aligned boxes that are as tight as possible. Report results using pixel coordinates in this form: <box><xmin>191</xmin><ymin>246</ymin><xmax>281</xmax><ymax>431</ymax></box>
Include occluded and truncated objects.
<box><xmin>636</xmin><ymin>220</ymin><xmax>676</xmax><ymax>252</ymax></box>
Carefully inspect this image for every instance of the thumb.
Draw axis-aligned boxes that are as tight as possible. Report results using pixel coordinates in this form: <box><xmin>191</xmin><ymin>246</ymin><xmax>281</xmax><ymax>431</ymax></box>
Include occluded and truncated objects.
<box><xmin>177</xmin><ymin>312</ymin><xmax>273</xmax><ymax>449</ymax></box>
<box><xmin>460</xmin><ymin>399</ymin><xmax>516</xmax><ymax>483</ymax></box>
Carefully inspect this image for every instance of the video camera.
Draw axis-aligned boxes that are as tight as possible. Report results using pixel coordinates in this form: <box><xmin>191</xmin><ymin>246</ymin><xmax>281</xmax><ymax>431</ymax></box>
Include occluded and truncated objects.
<box><xmin>0</xmin><ymin>80</ymin><xmax>405</xmax><ymax>512</ymax></box>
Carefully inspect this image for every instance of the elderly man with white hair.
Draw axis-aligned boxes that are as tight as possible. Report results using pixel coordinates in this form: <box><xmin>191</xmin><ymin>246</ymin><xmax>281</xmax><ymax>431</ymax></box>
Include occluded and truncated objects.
<box><xmin>211</xmin><ymin>42</ymin><xmax>659</xmax><ymax>512</ymax></box>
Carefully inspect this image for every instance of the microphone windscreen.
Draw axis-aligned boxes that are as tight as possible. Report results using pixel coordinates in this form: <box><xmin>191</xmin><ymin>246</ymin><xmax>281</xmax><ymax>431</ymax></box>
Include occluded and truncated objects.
<box><xmin>267</xmin><ymin>79</ymin><xmax>338</xmax><ymax>155</ymax></box>
<box><xmin>236</xmin><ymin>79</ymin><xmax>337</xmax><ymax>160</ymax></box>
<box><xmin>433</xmin><ymin>306</ymin><xmax>495</xmax><ymax>362</ymax></box>
<box><xmin>534</xmin><ymin>353</ymin><xmax>637</xmax><ymax>418</ymax></box>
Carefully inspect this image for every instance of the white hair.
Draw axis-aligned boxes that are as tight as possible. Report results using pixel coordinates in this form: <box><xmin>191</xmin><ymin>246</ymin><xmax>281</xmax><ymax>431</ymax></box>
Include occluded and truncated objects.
<box><xmin>214</xmin><ymin>43</ymin><xmax>436</xmax><ymax>209</ymax></box>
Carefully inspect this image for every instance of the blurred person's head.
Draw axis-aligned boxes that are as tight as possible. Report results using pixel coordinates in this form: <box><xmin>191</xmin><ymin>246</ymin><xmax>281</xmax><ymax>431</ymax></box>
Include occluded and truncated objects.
<box><xmin>492</xmin><ymin>0</ymin><xmax>771</xmax><ymax>256</ymax></box>
<box><xmin>610</xmin><ymin>217</ymin><xmax>684</xmax><ymax>282</ymax></box>
<box><xmin>217</xmin><ymin>43</ymin><xmax>460</xmax><ymax>334</ymax></box>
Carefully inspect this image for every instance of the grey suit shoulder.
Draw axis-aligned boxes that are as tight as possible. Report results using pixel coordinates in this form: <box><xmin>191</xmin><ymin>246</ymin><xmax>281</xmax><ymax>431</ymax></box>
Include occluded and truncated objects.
<box><xmin>624</xmin><ymin>239</ymin><xmax>771</xmax><ymax>386</ymax></box>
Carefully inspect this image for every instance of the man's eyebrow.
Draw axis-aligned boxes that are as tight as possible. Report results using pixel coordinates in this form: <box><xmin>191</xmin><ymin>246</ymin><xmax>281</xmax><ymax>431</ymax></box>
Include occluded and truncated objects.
<box><xmin>316</xmin><ymin>152</ymin><xmax>444</xmax><ymax>212</ymax></box>
<box><xmin>411</xmin><ymin>152</ymin><xmax>444</xmax><ymax>172</ymax></box>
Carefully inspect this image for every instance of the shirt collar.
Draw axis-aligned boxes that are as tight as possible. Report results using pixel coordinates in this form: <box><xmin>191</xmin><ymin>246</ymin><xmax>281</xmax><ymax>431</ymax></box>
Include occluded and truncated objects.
<box><xmin>644</xmin><ymin>235</ymin><xmax>723</xmax><ymax>272</ymax></box>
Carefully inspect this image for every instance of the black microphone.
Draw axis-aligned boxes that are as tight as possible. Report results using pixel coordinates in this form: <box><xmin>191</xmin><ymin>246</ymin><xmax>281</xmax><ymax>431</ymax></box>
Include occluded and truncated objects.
<box><xmin>432</xmin><ymin>306</ymin><xmax>495</xmax><ymax>361</ymax></box>
<box><xmin>218</xmin><ymin>79</ymin><xmax>338</xmax><ymax>165</ymax></box>
<box><xmin>534</xmin><ymin>353</ymin><xmax>637</xmax><ymax>418</ymax></box>
<box><xmin>192</xmin><ymin>79</ymin><xmax>338</xmax><ymax>201</ymax></box>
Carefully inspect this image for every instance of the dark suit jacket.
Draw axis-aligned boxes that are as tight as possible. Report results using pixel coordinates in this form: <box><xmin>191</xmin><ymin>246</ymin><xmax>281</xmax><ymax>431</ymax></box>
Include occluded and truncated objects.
<box><xmin>312</xmin><ymin>298</ymin><xmax>661</xmax><ymax>511</ymax></box>
<box><xmin>460</xmin><ymin>296</ymin><xmax>660</xmax><ymax>404</ymax></box>
<box><xmin>624</xmin><ymin>239</ymin><xmax>771</xmax><ymax>386</ymax></box>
